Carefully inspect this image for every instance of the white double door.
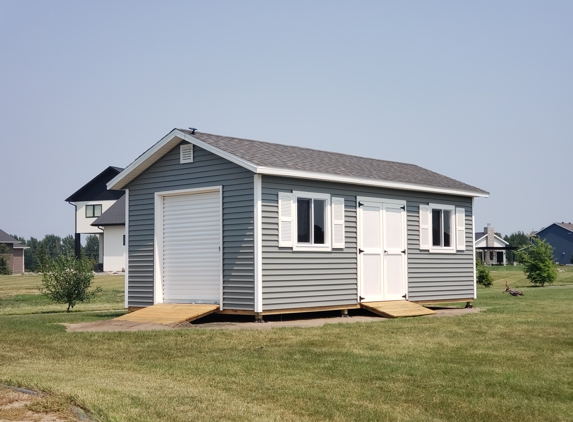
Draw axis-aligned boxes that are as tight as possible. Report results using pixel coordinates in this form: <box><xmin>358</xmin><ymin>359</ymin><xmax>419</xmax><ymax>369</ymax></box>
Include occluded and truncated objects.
<box><xmin>358</xmin><ymin>197</ymin><xmax>407</xmax><ymax>302</ymax></box>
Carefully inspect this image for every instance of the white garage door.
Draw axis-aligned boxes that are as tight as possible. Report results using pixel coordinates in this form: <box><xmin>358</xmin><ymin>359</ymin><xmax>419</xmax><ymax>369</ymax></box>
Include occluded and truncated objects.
<box><xmin>161</xmin><ymin>190</ymin><xmax>221</xmax><ymax>304</ymax></box>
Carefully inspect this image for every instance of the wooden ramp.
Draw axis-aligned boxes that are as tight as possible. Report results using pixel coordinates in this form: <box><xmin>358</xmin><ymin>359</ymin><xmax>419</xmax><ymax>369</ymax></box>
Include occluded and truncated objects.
<box><xmin>115</xmin><ymin>304</ymin><xmax>219</xmax><ymax>326</ymax></box>
<box><xmin>361</xmin><ymin>301</ymin><xmax>436</xmax><ymax>318</ymax></box>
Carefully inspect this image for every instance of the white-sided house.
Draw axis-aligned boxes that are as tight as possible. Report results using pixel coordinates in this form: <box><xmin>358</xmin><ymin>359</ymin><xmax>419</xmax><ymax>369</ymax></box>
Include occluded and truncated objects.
<box><xmin>66</xmin><ymin>166</ymin><xmax>125</xmax><ymax>270</ymax></box>
<box><xmin>475</xmin><ymin>225</ymin><xmax>509</xmax><ymax>265</ymax></box>
<box><xmin>107</xmin><ymin>128</ymin><xmax>489</xmax><ymax>317</ymax></box>
<box><xmin>91</xmin><ymin>195</ymin><xmax>126</xmax><ymax>272</ymax></box>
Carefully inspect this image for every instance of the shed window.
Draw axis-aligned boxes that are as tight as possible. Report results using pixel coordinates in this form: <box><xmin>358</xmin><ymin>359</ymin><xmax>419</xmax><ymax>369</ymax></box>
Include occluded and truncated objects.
<box><xmin>432</xmin><ymin>209</ymin><xmax>452</xmax><ymax>247</ymax></box>
<box><xmin>86</xmin><ymin>204</ymin><xmax>102</xmax><ymax>218</ymax></box>
<box><xmin>420</xmin><ymin>204</ymin><xmax>465</xmax><ymax>253</ymax></box>
<box><xmin>278</xmin><ymin>192</ymin><xmax>345</xmax><ymax>250</ymax></box>
<box><xmin>297</xmin><ymin>197</ymin><xmax>326</xmax><ymax>245</ymax></box>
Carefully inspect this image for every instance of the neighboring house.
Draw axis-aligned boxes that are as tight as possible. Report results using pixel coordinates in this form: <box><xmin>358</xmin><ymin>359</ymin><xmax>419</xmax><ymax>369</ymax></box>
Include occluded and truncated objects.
<box><xmin>65</xmin><ymin>166</ymin><xmax>126</xmax><ymax>271</ymax></box>
<box><xmin>474</xmin><ymin>225</ymin><xmax>509</xmax><ymax>265</ymax></box>
<box><xmin>534</xmin><ymin>222</ymin><xmax>573</xmax><ymax>265</ymax></box>
<box><xmin>0</xmin><ymin>229</ymin><xmax>27</xmax><ymax>274</ymax></box>
<box><xmin>107</xmin><ymin>128</ymin><xmax>489</xmax><ymax>315</ymax></box>
<box><xmin>91</xmin><ymin>195</ymin><xmax>126</xmax><ymax>272</ymax></box>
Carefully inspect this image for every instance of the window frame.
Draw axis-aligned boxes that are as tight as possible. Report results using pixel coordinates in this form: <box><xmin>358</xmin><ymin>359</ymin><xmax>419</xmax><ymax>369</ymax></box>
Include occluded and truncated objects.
<box><xmin>292</xmin><ymin>191</ymin><xmax>331</xmax><ymax>251</ymax></box>
<box><xmin>85</xmin><ymin>204</ymin><xmax>102</xmax><ymax>218</ymax></box>
<box><xmin>427</xmin><ymin>203</ymin><xmax>456</xmax><ymax>253</ymax></box>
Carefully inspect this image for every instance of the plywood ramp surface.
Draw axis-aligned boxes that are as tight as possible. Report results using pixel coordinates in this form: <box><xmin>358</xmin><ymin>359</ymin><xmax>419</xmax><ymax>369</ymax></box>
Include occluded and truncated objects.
<box><xmin>361</xmin><ymin>301</ymin><xmax>436</xmax><ymax>318</ymax></box>
<box><xmin>115</xmin><ymin>304</ymin><xmax>219</xmax><ymax>326</ymax></box>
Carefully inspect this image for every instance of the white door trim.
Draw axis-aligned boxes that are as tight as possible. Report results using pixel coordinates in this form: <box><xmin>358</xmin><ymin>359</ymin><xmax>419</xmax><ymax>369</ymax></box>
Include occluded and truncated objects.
<box><xmin>124</xmin><ymin>189</ymin><xmax>129</xmax><ymax>308</ymax></box>
<box><xmin>253</xmin><ymin>174</ymin><xmax>263</xmax><ymax>312</ymax></box>
<box><xmin>357</xmin><ymin>196</ymin><xmax>408</xmax><ymax>302</ymax></box>
<box><xmin>153</xmin><ymin>186</ymin><xmax>223</xmax><ymax>306</ymax></box>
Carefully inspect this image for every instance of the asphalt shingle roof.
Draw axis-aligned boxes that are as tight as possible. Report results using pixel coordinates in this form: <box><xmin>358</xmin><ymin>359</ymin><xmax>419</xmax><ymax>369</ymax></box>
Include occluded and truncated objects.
<box><xmin>0</xmin><ymin>229</ymin><xmax>25</xmax><ymax>248</ymax></box>
<box><xmin>91</xmin><ymin>195</ymin><xmax>125</xmax><ymax>226</ymax></box>
<box><xmin>180</xmin><ymin>130</ymin><xmax>488</xmax><ymax>195</ymax></box>
<box><xmin>555</xmin><ymin>222</ymin><xmax>573</xmax><ymax>232</ymax></box>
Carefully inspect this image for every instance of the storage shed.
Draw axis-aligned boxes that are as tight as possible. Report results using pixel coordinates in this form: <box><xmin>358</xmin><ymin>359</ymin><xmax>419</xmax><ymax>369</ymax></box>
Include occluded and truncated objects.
<box><xmin>108</xmin><ymin>129</ymin><xmax>489</xmax><ymax>317</ymax></box>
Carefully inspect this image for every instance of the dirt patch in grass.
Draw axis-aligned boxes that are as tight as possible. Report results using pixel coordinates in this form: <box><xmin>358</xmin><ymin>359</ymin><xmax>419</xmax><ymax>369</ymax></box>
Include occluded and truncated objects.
<box><xmin>0</xmin><ymin>386</ymin><xmax>89</xmax><ymax>422</ymax></box>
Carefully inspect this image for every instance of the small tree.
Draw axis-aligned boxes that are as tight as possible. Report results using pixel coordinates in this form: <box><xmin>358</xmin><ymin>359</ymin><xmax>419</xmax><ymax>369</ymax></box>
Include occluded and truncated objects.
<box><xmin>518</xmin><ymin>238</ymin><xmax>557</xmax><ymax>287</ymax></box>
<box><xmin>40</xmin><ymin>254</ymin><xmax>101</xmax><ymax>312</ymax></box>
<box><xmin>476</xmin><ymin>258</ymin><xmax>493</xmax><ymax>288</ymax></box>
<box><xmin>0</xmin><ymin>244</ymin><xmax>12</xmax><ymax>275</ymax></box>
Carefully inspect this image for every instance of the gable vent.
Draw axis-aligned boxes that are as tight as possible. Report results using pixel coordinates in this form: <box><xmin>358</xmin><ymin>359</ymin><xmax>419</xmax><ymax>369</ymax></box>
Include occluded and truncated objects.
<box><xmin>180</xmin><ymin>144</ymin><xmax>193</xmax><ymax>164</ymax></box>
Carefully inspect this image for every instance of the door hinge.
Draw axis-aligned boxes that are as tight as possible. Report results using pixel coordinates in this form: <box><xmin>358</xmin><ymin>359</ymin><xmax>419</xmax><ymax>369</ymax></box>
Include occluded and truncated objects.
<box><xmin>400</xmin><ymin>205</ymin><xmax>406</xmax><ymax>210</ymax></box>
<box><xmin>358</xmin><ymin>202</ymin><xmax>364</xmax><ymax>207</ymax></box>
<box><xmin>402</xmin><ymin>294</ymin><xmax>407</xmax><ymax>299</ymax></box>
<box><xmin>359</xmin><ymin>296</ymin><xmax>365</xmax><ymax>301</ymax></box>
<box><xmin>402</xmin><ymin>249</ymin><xmax>406</xmax><ymax>254</ymax></box>
<box><xmin>359</xmin><ymin>249</ymin><xmax>364</xmax><ymax>254</ymax></box>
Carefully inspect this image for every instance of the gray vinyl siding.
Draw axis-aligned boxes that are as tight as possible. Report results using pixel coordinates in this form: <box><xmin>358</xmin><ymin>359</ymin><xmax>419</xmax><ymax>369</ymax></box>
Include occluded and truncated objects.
<box><xmin>262</xmin><ymin>177</ymin><xmax>357</xmax><ymax>310</ymax></box>
<box><xmin>535</xmin><ymin>225</ymin><xmax>573</xmax><ymax>265</ymax></box>
<box><xmin>262</xmin><ymin>176</ymin><xmax>475</xmax><ymax>310</ymax></box>
<box><xmin>406</xmin><ymin>197</ymin><xmax>474</xmax><ymax>301</ymax></box>
<box><xmin>125</xmin><ymin>142</ymin><xmax>254</xmax><ymax>309</ymax></box>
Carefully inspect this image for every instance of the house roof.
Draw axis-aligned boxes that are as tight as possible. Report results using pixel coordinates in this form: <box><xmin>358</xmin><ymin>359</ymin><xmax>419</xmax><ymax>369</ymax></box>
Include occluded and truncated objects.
<box><xmin>0</xmin><ymin>229</ymin><xmax>26</xmax><ymax>248</ymax></box>
<box><xmin>91</xmin><ymin>195</ymin><xmax>126</xmax><ymax>226</ymax></box>
<box><xmin>66</xmin><ymin>166</ymin><xmax>125</xmax><ymax>203</ymax></box>
<box><xmin>474</xmin><ymin>231</ymin><xmax>509</xmax><ymax>246</ymax></box>
<box><xmin>556</xmin><ymin>222</ymin><xmax>573</xmax><ymax>232</ymax></box>
<box><xmin>108</xmin><ymin>129</ymin><xmax>489</xmax><ymax>198</ymax></box>
<box><xmin>536</xmin><ymin>222</ymin><xmax>573</xmax><ymax>235</ymax></box>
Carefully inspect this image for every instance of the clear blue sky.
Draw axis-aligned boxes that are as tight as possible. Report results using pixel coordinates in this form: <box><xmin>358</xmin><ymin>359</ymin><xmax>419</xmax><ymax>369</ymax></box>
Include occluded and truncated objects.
<box><xmin>1</xmin><ymin>1</ymin><xmax>571</xmax><ymax>240</ymax></box>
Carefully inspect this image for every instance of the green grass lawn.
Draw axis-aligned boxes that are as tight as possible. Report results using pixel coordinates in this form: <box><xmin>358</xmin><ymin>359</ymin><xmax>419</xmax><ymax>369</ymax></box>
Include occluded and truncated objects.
<box><xmin>1</xmin><ymin>271</ymin><xmax>572</xmax><ymax>421</ymax></box>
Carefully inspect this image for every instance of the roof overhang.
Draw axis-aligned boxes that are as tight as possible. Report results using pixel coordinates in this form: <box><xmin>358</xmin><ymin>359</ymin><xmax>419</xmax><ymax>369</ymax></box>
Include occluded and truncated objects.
<box><xmin>108</xmin><ymin>129</ymin><xmax>489</xmax><ymax>198</ymax></box>
<box><xmin>476</xmin><ymin>246</ymin><xmax>518</xmax><ymax>250</ymax></box>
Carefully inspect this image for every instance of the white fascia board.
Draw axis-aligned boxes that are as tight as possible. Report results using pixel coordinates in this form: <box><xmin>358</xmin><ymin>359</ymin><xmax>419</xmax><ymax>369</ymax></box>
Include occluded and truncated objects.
<box><xmin>474</xmin><ymin>234</ymin><xmax>487</xmax><ymax>244</ymax></box>
<box><xmin>256</xmin><ymin>167</ymin><xmax>489</xmax><ymax>198</ymax></box>
<box><xmin>107</xmin><ymin>129</ymin><xmax>258</xmax><ymax>191</ymax></box>
<box><xmin>494</xmin><ymin>234</ymin><xmax>509</xmax><ymax>245</ymax></box>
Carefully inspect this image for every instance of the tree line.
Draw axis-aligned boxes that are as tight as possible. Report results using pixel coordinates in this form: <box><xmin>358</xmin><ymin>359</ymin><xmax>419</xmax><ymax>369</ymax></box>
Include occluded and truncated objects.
<box><xmin>503</xmin><ymin>231</ymin><xmax>531</xmax><ymax>262</ymax></box>
<box><xmin>9</xmin><ymin>234</ymin><xmax>100</xmax><ymax>272</ymax></box>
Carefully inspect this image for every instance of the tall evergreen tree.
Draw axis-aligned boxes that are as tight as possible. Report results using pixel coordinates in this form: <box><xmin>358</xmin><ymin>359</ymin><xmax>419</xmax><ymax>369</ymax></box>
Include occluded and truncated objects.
<box><xmin>0</xmin><ymin>244</ymin><xmax>12</xmax><ymax>275</ymax></box>
<box><xmin>504</xmin><ymin>231</ymin><xmax>531</xmax><ymax>263</ymax></box>
<box><xmin>83</xmin><ymin>235</ymin><xmax>100</xmax><ymax>261</ymax></box>
<box><xmin>61</xmin><ymin>235</ymin><xmax>75</xmax><ymax>256</ymax></box>
<box><xmin>24</xmin><ymin>237</ymin><xmax>39</xmax><ymax>271</ymax></box>
<box><xmin>42</xmin><ymin>234</ymin><xmax>63</xmax><ymax>260</ymax></box>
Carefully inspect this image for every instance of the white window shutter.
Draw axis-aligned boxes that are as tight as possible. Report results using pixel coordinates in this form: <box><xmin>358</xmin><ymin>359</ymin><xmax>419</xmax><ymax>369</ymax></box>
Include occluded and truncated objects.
<box><xmin>419</xmin><ymin>205</ymin><xmax>431</xmax><ymax>250</ymax></box>
<box><xmin>331</xmin><ymin>197</ymin><xmax>345</xmax><ymax>248</ymax></box>
<box><xmin>180</xmin><ymin>144</ymin><xmax>193</xmax><ymax>163</ymax></box>
<box><xmin>456</xmin><ymin>207</ymin><xmax>466</xmax><ymax>251</ymax></box>
<box><xmin>278</xmin><ymin>192</ymin><xmax>294</xmax><ymax>247</ymax></box>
